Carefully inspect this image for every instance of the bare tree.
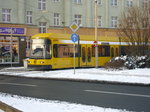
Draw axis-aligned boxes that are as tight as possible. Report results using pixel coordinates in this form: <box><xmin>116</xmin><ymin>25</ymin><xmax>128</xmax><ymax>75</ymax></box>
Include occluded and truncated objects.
<box><xmin>118</xmin><ymin>6</ymin><xmax>150</xmax><ymax>56</ymax></box>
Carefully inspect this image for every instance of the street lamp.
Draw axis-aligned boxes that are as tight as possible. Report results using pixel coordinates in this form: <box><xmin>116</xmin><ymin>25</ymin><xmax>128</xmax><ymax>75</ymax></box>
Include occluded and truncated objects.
<box><xmin>94</xmin><ymin>0</ymin><xmax>98</xmax><ymax>68</ymax></box>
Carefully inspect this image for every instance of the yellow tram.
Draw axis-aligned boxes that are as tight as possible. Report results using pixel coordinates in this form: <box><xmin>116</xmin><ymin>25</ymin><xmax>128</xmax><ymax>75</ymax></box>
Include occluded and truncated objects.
<box><xmin>26</xmin><ymin>33</ymin><xmax>123</xmax><ymax>70</ymax></box>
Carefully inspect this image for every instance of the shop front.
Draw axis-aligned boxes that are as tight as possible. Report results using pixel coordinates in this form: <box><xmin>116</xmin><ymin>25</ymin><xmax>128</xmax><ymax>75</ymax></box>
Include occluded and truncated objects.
<box><xmin>0</xmin><ymin>26</ymin><xmax>26</xmax><ymax>66</ymax></box>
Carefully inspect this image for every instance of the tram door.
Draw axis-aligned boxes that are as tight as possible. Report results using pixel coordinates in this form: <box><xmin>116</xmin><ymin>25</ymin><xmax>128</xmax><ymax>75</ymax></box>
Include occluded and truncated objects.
<box><xmin>80</xmin><ymin>45</ymin><xmax>92</xmax><ymax>67</ymax></box>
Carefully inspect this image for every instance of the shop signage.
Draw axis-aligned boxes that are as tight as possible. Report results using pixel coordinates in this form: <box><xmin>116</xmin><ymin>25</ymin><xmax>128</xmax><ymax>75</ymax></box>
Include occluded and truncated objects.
<box><xmin>0</xmin><ymin>27</ymin><xmax>25</xmax><ymax>35</ymax></box>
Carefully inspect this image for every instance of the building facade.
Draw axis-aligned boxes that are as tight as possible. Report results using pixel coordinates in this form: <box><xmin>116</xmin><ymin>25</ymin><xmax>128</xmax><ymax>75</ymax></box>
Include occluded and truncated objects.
<box><xmin>1</xmin><ymin>0</ymin><xmax>148</xmax><ymax>29</ymax></box>
<box><xmin>0</xmin><ymin>0</ymin><xmax>149</xmax><ymax>65</ymax></box>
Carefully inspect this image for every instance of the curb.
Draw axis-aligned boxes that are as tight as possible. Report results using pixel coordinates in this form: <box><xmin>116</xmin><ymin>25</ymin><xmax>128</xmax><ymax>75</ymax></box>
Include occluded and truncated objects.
<box><xmin>0</xmin><ymin>74</ymin><xmax>150</xmax><ymax>87</ymax></box>
<box><xmin>0</xmin><ymin>101</ymin><xmax>22</xmax><ymax>112</ymax></box>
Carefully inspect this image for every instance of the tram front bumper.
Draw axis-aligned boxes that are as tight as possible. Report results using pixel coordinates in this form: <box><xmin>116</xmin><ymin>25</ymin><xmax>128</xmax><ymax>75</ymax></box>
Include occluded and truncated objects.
<box><xmin>27</xmin><ymin>65</ymin><xmax>52</xmax><ymax>70</ymax></box>
<box><xmin>26</xmin><ymin>59</ymin><xmax>52</xmax><ymax>70</ymax></box>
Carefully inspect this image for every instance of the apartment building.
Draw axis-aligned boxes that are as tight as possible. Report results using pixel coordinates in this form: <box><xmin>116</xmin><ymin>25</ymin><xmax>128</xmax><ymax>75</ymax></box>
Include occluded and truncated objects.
<box><xmin>0</xmin><ymin>0</ymin><xmax>149</xmax><ymax>65</ymax></box>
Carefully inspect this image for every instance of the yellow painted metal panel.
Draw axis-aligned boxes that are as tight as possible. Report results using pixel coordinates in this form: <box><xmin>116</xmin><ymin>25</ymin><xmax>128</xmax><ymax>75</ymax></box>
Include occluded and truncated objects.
<box><xmin>31</xmin><ymin>33</ymin><xmax>121</xmax><ymax>42</ymax></box>
<box><xmin>27</xmin><ymin>33</ymin><xmax>126</xmax><ymax>69</ymax></box>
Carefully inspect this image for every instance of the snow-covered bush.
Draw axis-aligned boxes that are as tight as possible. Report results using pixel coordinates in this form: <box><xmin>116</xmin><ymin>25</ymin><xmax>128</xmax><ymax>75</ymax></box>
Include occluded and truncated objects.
<box><xmin>104</xmin><ymin>56</ymin><xmax>126</xmax><ymax>70</ymax></box>
<box><xmin>104</xmin><ymin>55</ymin><xmax>150</xmax><ymax>70</ymax></box>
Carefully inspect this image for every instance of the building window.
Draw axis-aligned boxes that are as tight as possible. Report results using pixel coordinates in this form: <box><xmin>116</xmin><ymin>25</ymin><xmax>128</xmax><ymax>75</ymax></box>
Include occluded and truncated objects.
<box><xmin>97</xmin><ymin>0</ymin><xmax>102</xmax><ymax>5</ymax></box>
<box><xmin>142</xmin><ymin>18</ymin><xmax>148</xmax><ymax>28</ymax></box>
<box><xmin>127</xmin><ymin>17</ymin><xmax>133</xmax><ymax>28</ymax></box>
<box><xmin>38</xmin><ymin>0</ymin><xmax>46</xmax><ymax>10</ymax></box>
<box><xmin>2</xmin><ymin>8</ymin><xmax>11</xmax><ymax>22</ymax></box>
<box><xmin>97</xmin><ymin>16</ymin><xmax>102</xmax><ymax>27</ymax></box>
<box><xmin>142</xmin><ymin>0</ymin><xmax>150</xmax><ymax>9</ymax></box>
<box><xmin>54</xmin><ymin>13</ymin><xmax>60</xmax><ymax>26</ymax></box>
<box><xmin>74</xmin><ymin>0</ymin><xmax>81</xmax><ymax>4</ymax></box>
<box><xmin>74</xmin><ymin>14</ymin><xmax>82</xmax><ymax>26</ymax></box>
<box><xmin>53</xmin><ymin>0</ymin><xmax>60</xmax><ymax>2</ymax></box>
<box><xmin>111</xmin><ymin>0</ymin><xmax>117</xmax><ymax>6</ymax></box>
<box><xmin>39</xmin><ymin>22</ymin><xmax>47</xmax><ymax>33</ymax></box>
<box><xmin>111</xmin><ymin>16</ymin><xmax>118</xmax><ymax>28</ymax></box>
<box><xmin>26</xmin><ymin>11</ymin><xmax>32</xmax><ymax>24</ymax></box>
<box><xmin>126</xmin><ymin>0</ymin><xmax>133</xmax><ymax>7</ymax></box>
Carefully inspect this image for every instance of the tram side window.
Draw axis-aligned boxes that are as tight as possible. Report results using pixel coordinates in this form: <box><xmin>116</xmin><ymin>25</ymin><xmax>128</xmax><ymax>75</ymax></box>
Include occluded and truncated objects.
<box><xmin>82</xmin><ymin>47</ymin><xmax>86</xmax><ymax>62</ymax></box>
<box><xmin>92</xmin><ymin>45</ymin><xmax>95</xmax><ymax>57</ymax></box>
<box><xmin>116</xmin><ymin>48</ymin><xmax>119</xmax><ymax>56</ymax></box>
<box><xmin>111</xmin><ymin>47</ymin><xmax>114</xmax><ymax>57</ymax></box>
<box><xmin>53</xmin><ymin>44</ymin><xmax>80</xmax><ymax>58</ymax></box>
<box><xmin>92</xmin><ymin>45</ymin><xmax>110</xmax><ymax>57</ymax></box>
<box><xmin>98</xmin><ymin>45</ymin><xmax>111</xmax><ymax>57</ymax></box>
<box><xmin>53</xmin><ymin>44</ymin><xmax>58</xmax><ymax>57</ymax></box>
<box><xmin>98</xmin><ymin>45</ymin><xmax>110</xmax><ymax>57</ymax></box>
<box><xmin>87</xmin><ymin>47</ymin><xmax>91</xmax><ymax>62</ymax></box>
<box><xmin>120</xmin><ymin>46</ymin><xmax>127</xmax><ymax>56</ymax></box>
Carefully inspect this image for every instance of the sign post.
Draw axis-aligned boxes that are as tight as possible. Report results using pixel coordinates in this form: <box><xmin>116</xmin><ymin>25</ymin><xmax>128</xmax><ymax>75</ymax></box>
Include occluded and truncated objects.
<box><xmin>70</xmin><ymin>22</ymin><xmax>79</xmax><ymax>74</ymax></box>
<box><xmin>70</xmin><ymin>33</ymin><xmax>78</xmax><ymax>74</ymax></box>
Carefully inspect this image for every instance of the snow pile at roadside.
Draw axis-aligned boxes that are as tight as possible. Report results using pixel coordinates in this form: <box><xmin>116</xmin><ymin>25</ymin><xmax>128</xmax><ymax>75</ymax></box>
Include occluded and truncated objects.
<box><xmin>0</xmin><ymin>67</ymin><xmax>150</xmax><ymax>85</ymax></box>
<box><xmin>0</xmin><ymin>92</ymin><xmax>130</xmax><ymax>112</ymax></box>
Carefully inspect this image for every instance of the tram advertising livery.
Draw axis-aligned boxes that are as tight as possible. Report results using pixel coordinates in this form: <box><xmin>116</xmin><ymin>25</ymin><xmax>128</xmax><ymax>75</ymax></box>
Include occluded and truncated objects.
<box><xmin>25</xmin><ymin>33</ymin><xmax>127</xmax><ymax>70</ymax></box>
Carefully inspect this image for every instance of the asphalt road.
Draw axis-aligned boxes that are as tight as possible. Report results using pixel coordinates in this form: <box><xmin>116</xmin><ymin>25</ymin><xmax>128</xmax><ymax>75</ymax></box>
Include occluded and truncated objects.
<box><xmin>0</xmin><ymin>75</ymin><xmax>150</xmax><ymax>112</ymax></box>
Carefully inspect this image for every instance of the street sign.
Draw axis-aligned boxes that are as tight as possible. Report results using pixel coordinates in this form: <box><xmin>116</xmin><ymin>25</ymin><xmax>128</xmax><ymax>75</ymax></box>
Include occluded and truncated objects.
<box><xmin>70</xmin><ymin>33</ymin><xmax>78</xmax><ymax>43</ymax></box>
<box><xmin>70</xmin><ymin>33</ymin><xmax>79</xmax><ymax>74</ymax></box>
<box><xmin>69</xmin><ymin>22</ymin><xmax>79</xmax><ymax>33</ymax></box>
<box><xmin>69</xmin><ymin>22</ymin><xmax>80</xmax><ymax>75</ymax></box>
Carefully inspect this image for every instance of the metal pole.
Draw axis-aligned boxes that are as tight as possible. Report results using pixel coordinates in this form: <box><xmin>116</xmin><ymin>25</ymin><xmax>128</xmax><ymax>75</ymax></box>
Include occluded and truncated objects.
<box><xmin>78</xmin><ymin>35</ymin><xmax>80</xmax><ymax>68</ymax></box>
<box><xmin>10</xmin><ymin>28</ymin><xmax>13</xmax><ymax>67</ymax></box>
<box><xmin>94</xmin><ymin>0</ymin><xmax>98</xmax><ymax>68</ymax></box>
<box><xmin>74</xmin><ymin>43</ymin><xmax>76</xmax><ymax>74</ymax></box>
<box><xmin>119</xmin><ymin>37</ymin><xmax>121</xmax><ymax>56</ymax></box>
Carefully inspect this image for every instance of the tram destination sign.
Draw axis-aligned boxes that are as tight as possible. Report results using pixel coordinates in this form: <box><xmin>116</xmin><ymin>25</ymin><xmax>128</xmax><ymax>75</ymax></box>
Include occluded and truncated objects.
<box><xmin>0</xmin><ymin>27</ymin><xmax>25</xmax><ymax>35</ymax></box>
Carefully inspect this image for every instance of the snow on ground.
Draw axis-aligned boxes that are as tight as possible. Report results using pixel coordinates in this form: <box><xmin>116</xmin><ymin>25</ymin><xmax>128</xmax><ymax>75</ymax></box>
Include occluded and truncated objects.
<box><xmin>0</xmin><ymin>110</ymin><xmax>4</xmax><ymax>112</ymax></box>
<box><xmin>0</xmin><ymin>92</ymin><xmax>130</xmax><ymax>112</ymax></box>
<box><xmin>0</xmin><ymin>67</ymin><xmax>150</xmax><ymax>112</ymax></box>
<box><xmin>0</xmin><ymin>67</ymin><xmax>150</xmax><ymax>85</ymax></box>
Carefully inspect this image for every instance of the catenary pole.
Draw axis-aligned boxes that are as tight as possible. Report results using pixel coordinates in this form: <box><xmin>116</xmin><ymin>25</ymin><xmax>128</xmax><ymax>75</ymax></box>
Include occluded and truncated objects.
<box><xmin>10</xmin><ymin>27</ymin><xmax>13</xmax><ymax>67</ymax></box>
<box><xmin>94</xmin><ymin>0</ymin><xmax>98</xmax><ymax>68</ymax></box>
<box><xmin>74</xmin><ymin>43</ymin><xmax>76</xmax><ymax>74</ymax></box>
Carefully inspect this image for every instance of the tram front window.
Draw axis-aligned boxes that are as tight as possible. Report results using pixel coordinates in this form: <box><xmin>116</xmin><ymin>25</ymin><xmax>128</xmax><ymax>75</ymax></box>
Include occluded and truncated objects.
<box><xmin>30</xmin><ymin>39</ymin><xmax>51</xmax><ymax>59</ymax></box>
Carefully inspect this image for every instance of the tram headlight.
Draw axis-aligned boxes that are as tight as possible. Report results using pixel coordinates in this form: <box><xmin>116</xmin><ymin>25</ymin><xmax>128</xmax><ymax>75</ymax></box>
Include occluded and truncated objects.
<box><xmin>40</xmin><ymin>61</ymin><xmax>44</xmax><ymax>64</ymax></box>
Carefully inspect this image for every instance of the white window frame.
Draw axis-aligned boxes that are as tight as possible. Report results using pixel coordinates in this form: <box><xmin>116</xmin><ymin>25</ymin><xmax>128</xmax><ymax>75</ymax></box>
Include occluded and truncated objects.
<box><xmin>38</xmin><ymin>0</ymin><xmax>46</xmax><ymax>10</ymax></box>
<box><xmin>97</xmin><ymin>16</ymin><xmax>102</xmax><ymax>27</ymax></box>
<box><xmin>54</xmin><ymin>13</ymin><xmax>60</xmax><ymax>26</ymax></box>
<box><xmin>142</xmin><ymin>0</ymin><xmax>149</xmax><ymax>9</ymax></box>
<box><xmin>111</xmin><ymin>16</ymin><xmax>118</xmax><ymax>28</ymax></box>
<box><xmin>39</xmin><ymin>22</ymin><xmax>47</xmax><ymax>33</ymax></box>
<box><xmin>26</xmin><ymin>11</ymin><xmax>32</xmax><ymax>24</ymax></box>
<box><xmin>74</xmin><ymin>0</ymin><xmax>81</xmax><ymax>4</ymax></box>
<box><xmin>111</xmin><ymin>0</ymin><xmax>117</xmax><ymax>6</ymax></box>
<box><xmin>74</xmin><ymin>14</ymin><xmax>82</xmax><ymax>26</ymax></box>
<box><xmin>2</xmin><ymin>8</ymin><xmax>11</xmax><ymax>22</ymax></box>
<box><xmin>126</xmin><ymin>0</ymin><xmax>133</xmax><ymax>7</ymax></box>
<box><xmin>53</xmin><ymin>0</ymin><xmax>60</xmax><ymax>2</ymax></box>
<box><xmin>97</xmin><ymin>0</ymin><xmax>102</xmax><ymax>5</ymax></box>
